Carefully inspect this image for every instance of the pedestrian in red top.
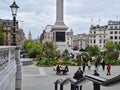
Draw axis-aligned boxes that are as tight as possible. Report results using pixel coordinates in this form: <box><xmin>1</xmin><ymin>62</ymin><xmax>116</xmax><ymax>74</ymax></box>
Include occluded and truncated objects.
<box><xmin>107</xmin><ymin>63</ymin><xmax>111</xmax><ymax>75</ymax></box>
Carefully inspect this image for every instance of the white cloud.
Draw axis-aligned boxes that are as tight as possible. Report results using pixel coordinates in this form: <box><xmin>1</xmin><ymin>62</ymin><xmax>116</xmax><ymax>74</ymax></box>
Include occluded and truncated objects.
<box><xmin>1</xmin><ymin>0</ymin><xmax>120</xmax><ymax>39</ymax></box>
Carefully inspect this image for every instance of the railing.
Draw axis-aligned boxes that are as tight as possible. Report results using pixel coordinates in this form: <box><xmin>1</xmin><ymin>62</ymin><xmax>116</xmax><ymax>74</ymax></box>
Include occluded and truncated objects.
<box><xmin>0</xmin><ymin>46</ymin><xmax>22</xmax><ymax>90</ymax></box>
<box><xmin>54</xmin><ymin>74</ymin><xmax>120</xmax><ymax>90</ymax></box>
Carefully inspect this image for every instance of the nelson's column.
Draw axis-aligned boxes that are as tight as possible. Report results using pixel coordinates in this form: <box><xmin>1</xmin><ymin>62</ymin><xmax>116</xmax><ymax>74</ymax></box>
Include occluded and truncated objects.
<box><xmin>52</xmin><ymin>0</ymin><xmax>68</xmax><ymax>52</ymax></box>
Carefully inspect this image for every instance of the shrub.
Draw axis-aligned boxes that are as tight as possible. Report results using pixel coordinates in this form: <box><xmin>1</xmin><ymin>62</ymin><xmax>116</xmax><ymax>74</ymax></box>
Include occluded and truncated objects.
<box><xmin>105</xmin><ymin>59</ymin><xmax>120</xmax><ymax>65</ymax></box>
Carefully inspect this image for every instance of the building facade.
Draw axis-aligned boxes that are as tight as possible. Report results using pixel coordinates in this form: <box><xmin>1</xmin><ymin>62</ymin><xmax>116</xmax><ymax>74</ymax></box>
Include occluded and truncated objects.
<box><xmin>39</xmin><ymin>25</ymin><xmax>53</xmax><ymax>43</ymax></box>
<box><xmin>40</xmin><ymin>20</ymin><xmax>120</xmax><ymax>52</ymax></box>
<box><xmin>89</xmin><ymin>25</ymin><xmax>108</xmax><ymax>49</ymax></box>
<box><xmin>0</xmin><ymin>19</ymin><xmax>25</xmax><ymax>47</ymax></box>
<box><xmin>89</xmin><ymin>20</ymin><xmax>120</xmax><ymax>49</ymax></box>
<box><xmin>107</xmin><ymin>20</ymin><xmax>120</xmax><ymax>44</ymax></box>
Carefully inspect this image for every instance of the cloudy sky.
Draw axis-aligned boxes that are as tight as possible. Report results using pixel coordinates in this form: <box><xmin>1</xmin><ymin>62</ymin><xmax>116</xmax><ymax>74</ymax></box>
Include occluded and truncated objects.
<box><xmin>1</xmin><ymin>0</ymin><xmax>120</xmax><ymax>39</ymax></box>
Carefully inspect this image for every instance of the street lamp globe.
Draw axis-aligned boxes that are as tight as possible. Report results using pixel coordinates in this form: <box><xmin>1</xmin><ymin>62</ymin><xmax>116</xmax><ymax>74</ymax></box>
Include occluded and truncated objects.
<box><xmin>10</xmin><ymin>1</ymin><xmax>19</xmax><ymax>17</ymax></box>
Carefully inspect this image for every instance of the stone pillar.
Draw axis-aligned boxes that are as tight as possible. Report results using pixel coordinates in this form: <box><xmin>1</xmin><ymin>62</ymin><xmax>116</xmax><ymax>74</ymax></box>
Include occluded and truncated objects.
<box><xmin>52</xmin><ymin>0</ymin><xmax>68</xmax><ymax>53</ymax></box>
<box><xmin>54</xmin><ymin>0</ymin><xmax>67</xmax><ymax>26</ymax></box>
<box><xmin>15</xmin><ymin>47</ymin><xmax>22</xmax><ymax>90</ymax></box>
<box><xmin>56</xmin><ymin>0</ymin><xmax>63</xmax><ymax>23</ymax></box>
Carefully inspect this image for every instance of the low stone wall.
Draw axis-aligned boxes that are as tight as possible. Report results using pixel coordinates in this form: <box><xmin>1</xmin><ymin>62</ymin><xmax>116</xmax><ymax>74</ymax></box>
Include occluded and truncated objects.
<box><xmin>0</xmin><ymin>46</ymin><xmax>22</xmax><ymax>90</ymax></box>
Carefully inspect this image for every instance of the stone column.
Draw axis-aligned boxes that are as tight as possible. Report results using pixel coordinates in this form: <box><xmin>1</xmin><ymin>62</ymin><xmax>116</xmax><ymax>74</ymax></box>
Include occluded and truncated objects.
<box><xmin>15</xmin><ymin>47</ymin><xmax>22</xmax><ymax>90</ymax></box>
<box><xmin>52</xmin><ymin>0</ymin><xmax>68</xmax><ymax>52</ymax></box>
<box><xmin>56</xmin><ymin>0</ymin><xmax>63</xmax><ymax>22</ymax></box>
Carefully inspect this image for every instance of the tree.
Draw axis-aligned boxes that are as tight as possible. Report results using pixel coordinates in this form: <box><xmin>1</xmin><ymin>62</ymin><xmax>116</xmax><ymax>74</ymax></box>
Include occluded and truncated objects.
<box><xmin>105</xmin><ymin>41</ymin><xmax>115</xmax><ymax>52</ymax></box>
<box><xmin>22</xmin><ymin>41</ymin><xmax>42</xmax><ymax>58</ymax></box>
<box><xmin>37</xmin><ymin>41</ymin><xmax>60</xmax><ymax>66</ymax></box>
<box><xmin>42</xmin><ymin>41</ymin><xmax>58</xmax><ymax>60</ymax></box>
<box><xmin>104</xmin><ymin>41</ymin><xmax>119</xmax><ymax>60</ymax></box>
<box><xmin>63</xmin><ymin>49</ymin><xmax>69</xmax><ymax>56</ymax></box>
<box><xmin>87</xmin><ymin>45</ymin><xmax>100</xmax><ymax>57</ymax></box>
<box><xmin>115</xmin><ymin>43</ymin><xmax>120</xmax><ymax>53</ymax></box>
<box><xmin>0</xmin><ymin>22</ymin><xmax>4</xmax><ymax>45</ymax></box>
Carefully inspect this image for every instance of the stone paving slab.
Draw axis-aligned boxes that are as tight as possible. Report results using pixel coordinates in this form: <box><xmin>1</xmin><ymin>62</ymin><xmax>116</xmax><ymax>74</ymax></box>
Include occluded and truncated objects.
<box><xmin>22</xmin><ymin>64</ymin><xmax>120</xmax><ymax>90</ymax></box>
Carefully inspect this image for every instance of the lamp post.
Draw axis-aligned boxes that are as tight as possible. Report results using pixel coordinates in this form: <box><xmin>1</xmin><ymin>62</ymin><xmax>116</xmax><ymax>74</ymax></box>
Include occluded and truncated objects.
<box><xmin>10</xmin><ymin>0</ymin><xmax>19</xmax><ymax>45</ymax></box>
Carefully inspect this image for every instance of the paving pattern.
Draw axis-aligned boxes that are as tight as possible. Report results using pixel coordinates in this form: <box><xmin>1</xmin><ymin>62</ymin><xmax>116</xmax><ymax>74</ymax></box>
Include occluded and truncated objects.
<box><xmin>22</xmin><ymin>64</ymin><xmax>120</xmax><ymax>90</ymax></box>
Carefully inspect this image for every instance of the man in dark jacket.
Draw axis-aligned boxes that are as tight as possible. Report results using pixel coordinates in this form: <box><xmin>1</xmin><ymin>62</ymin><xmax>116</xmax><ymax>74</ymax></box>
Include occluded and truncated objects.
<box><xmin>73</xmin><ymin>68</ymin><xmax>83</xmax><ymax>80</ymax></box>
<box><xmin>73</xmin><ymin>67</ymin><xmax>83</xmax><ymax>90</ymax></box>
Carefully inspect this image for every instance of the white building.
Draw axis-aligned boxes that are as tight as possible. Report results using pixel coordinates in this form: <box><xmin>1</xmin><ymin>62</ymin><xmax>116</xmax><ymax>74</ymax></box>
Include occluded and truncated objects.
<box><xmin>107</xmin><ymin>20</ymin><xmax>120</xmax><ymax>44</ymax></box>
<box><xmin>89</xmin><ymin>20</ymin><xmax>120</xmax><ymax>49</ymax></box>
<box><xmin>72</xmin><ymin>33</ymin><xmax>89</xmax><ymax>50</ymax></box>
<box><xmin>89</xmin><ymin>25</ymin><xmax>108</xmax><ymax>49</ymax></box>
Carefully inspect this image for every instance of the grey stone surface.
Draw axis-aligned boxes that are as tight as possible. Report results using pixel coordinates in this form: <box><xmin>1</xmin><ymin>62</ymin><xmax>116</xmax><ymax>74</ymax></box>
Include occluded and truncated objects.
<box><xmin>22</xmin><ymin>64</ymin><xmax>120</xmax><ymax>90</ymax></box>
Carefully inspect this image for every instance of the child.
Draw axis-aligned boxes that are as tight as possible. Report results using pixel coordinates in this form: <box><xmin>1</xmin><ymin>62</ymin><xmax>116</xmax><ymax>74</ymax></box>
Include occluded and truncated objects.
<box><xmin>106</xmin><ymin>63</ymin><xmax>111</xmax><ymax>75</ymax></box>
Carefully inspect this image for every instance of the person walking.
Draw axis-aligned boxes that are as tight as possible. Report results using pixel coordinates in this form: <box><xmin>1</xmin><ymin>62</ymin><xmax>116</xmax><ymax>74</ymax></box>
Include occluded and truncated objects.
<box><xmin>101</xmin><ymin>60</ymin><xmax>106</xmax><ymax>70</ymax></box>
<box><xmin>82</xmin><ymin>61</ymin><xmax>86</xmax><ymax>72</ymax></box>
<box><xmin>95</xmin><ymin>60</ymin><xmax>98</xmax><ymax>71</ymax></box>
<box><xmin>56</xmin><ymin>65</ymin><xmax>60</xmax><ymax>74</ymax></box>
<box><xmin>106</xmin><ymin>63</ymin><xmax>111</xmax><ymax>75</ymax></box>
<box><xmin>87</xmin><ymin>60</ymin><xmax>91</xmax><ymax>71</ymax></box>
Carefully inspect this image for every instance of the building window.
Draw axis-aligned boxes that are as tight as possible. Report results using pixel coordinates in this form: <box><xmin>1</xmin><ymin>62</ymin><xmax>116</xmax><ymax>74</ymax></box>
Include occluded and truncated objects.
<box><xmin>110</xmin><ymin>31</ymin><xmax>113</xmax><ymax>34</ymax></box>
<box><xmin>94</xmin><ymin>40</ymin><xmax>96</xmax><ymax>44</ymax></box>
<box><xmin>91</xmin><ymin>31</ymin><xmax>92</xmax><ymax>34</ymax></box>
<box><xmin>119</xmin><ymin>36</ymin><xmax>120</xmax><ymax>39</ymax></box>
<box><xmin>115</xmin><ymin>26</ymin><xmax>118</xmax><ymax>29</ymax></box>
<box><xmin>104</xmin><ymin>36</ymin><xmax>106</xmax><ymax>38</ymax></box>
<box><xmin>110</xmin><ymin>36</ymin><xmax>113</xmax><ymax>39</ymax></box>
<box><xmin>115</xmin><ymin>36</ymin><xmax>117</xmax><ymax>39</ymax></box>
<box><xmin>110</xmin><ymin>26</ymin><xmax>113</xmax><ymax>29</ymax></box>
<box><xmin>99</xmin><ymin>36</ymin><xmax>101</xmax><ymax>38</ymax></box>
<box><xmin>91</xmin><ymin>40</ymin><xmax>92</xmax><ymax>44</ymax></box>
<box><xmin>67</xmin><ymin>38</ymin><xmax>69</xmax><ymax>40</ymax></box>
<box><xmin>94</xmin><ymin>36</ymin><xmax>96</xmax><ymax>38</ymax></box>
<box><xmin>114</xmin><ymin>31</ymin><xmax>117</xmax><ymax>34</ymax></box>
<box><xmin>99</xmin><ymin>40</ymin><xmax>101</xmax><ymax>43</ymax></box>
<box><xmin>104</xmin><ymin>31</ymin><xmax>106</xmax><ymax>33</ymax></box>
<box><xmin>94</xmin><ymin>31</ymin><xmax>96</xmax><ymax>34</ymax></box>
<box><xmin>104</xmin><ymin>40</ymin><xmax>106</xmax><ymax>43</ymax></box>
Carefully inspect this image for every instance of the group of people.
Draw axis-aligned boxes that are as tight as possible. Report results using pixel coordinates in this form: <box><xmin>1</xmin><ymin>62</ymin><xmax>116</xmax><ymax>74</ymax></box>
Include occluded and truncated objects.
<box><xmin>55</xmin><ymin>65</ymin><xmax>69</xmax><ymax>75</ymax></box>
<box><xmin>81</xmin><ymin>59</ymin><xmax>111</xmax><ymax>76</ymax></box>
<box><xmin>72</xmin><ymin>61</ymin><xmax>111</xmax><ymax>90</ymax></box>
<box><xmin>94</xmin><ymin>59</ymin><xmax>111</xmax><ymax>76</ymax></box>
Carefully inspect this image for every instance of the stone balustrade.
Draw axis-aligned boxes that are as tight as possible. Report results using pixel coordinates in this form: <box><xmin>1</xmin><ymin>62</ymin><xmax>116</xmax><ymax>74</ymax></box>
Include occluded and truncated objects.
<box><xmin>0</xmin><ymin>46</ymin><xmax>22</xmax><ymax>90</ymax></box>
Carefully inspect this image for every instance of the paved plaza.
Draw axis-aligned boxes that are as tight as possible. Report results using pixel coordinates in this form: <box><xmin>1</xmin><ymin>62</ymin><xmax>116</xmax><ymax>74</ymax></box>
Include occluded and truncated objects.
<box><xmin>22</xmin><ymin>63</ymin><xmax>120</xmax><ymax>90</ymax></box>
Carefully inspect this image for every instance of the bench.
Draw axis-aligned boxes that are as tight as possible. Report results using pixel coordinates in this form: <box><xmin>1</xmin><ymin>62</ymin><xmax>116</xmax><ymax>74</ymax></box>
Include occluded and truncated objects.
<box><xmin>56</xmin><ymin>65</ymin><xmax>69</xmax><ymax>75</ymax></box>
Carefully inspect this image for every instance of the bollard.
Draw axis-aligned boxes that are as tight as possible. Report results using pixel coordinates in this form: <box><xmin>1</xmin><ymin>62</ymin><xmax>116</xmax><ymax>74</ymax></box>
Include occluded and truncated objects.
<box><xmin>54</xmin><ymin>82</ymin><xmax>58</xmax><ymax>90</ymax></box>
<box><xmin>71</xmin><ymin>84</ymin><xmax>75</xmax><ymax>90</ymax></box>
<box><xmin>93</xmin><ymin>82</ymin><xmax>100</xmax><ymax>90</ymax></box>
<box><xmin>79</xmin><ymin>85</ymin><xmax>82</xmax><ymax>90</ymax></box>
<box><xmin>60</xmin><ymin>84</ymin><xmax>63</xmax><ymax>90</ymax></box>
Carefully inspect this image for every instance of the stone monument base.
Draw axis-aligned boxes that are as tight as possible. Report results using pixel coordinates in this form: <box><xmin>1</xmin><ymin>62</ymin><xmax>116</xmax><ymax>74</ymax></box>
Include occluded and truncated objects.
<box><xmin>56</xmin><ymin>42</ymin><xmax>68</xmax><ymax>53</ymax></box>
